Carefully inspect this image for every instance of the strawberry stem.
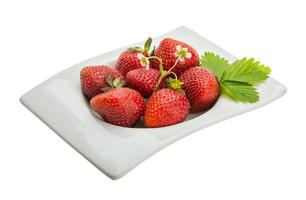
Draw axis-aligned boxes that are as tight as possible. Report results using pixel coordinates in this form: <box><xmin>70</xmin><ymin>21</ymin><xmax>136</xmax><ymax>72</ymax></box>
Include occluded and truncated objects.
<box><xmin>168</xmin><ymin>56</ymin><xmax>181</xmax><ymax>72</ymax></box>
<box><xmin>148</xmin><ymin>56</ymin><xmax>163</xmax><ymax>70</ymax></box>
<box><xmin>152</xmin><ymin>56</ymin><xmax>182</xmax><ymax>92</ymax></box>
<box><xmin>170</xmin><ymin>71</ymin><xmax>178</xmax><ymax>80</ymax></box>
<box><xmin>154</xmin><ymin>74</ymin><xmax>165</xmax><ymax>92</ymax></box>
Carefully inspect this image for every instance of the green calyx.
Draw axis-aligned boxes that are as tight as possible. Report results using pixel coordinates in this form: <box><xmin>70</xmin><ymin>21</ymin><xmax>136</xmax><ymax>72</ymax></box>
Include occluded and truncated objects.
<box><xmin>150</xmin><ymin>46</ymin><xmax>156</xmax><ymax>56</ymax></box>
<box><xmin>101</xmin><ymin>76</ymin><xmax>126</xmax><ymax>92</ymax></box>
<box><xmin>167</xmin><ymin>77</ymin><xmax>184</xmax><ymax>90</ymax></box>
<box><xmin>144</xmin><ymin>37</ymin><xmax>152</xmax><ymax>53</ymax></box>
<box><xmin>128</xmin><ymin>37</ymin><xmax>153</xmax><ymax>53</ymax></box>
<box><xmin>128</xmin><ymin>47</ymin><xmax>144</xmax><ymax>52</ymax></box>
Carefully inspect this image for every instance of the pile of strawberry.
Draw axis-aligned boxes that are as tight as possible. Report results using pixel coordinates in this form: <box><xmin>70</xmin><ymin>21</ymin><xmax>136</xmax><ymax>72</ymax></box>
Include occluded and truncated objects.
<box><xmin>80</xmin><ymin>37</ymin><xmax>268</xmax><ymax>128</ymax></box>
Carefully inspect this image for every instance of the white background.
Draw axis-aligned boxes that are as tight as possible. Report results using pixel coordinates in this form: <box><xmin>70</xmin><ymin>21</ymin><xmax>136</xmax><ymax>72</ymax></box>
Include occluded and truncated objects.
<box><xmin>1</xmin><ymin>0</ymin><xmax>305</xmax><ymax>199</ymax></box>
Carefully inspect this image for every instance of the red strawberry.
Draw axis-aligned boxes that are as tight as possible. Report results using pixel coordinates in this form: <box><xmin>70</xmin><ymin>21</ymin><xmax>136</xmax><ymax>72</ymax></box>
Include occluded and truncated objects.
<box><xmin>80</xmin><ymin>65</ymin><xmax>124</xmax><ymax>99</ymax></box>
<box><xmin>144</xmin><ymin>88</ymin><xmax>189</xmax><ymax>128</ymax></box>
<box><xmin>115</xmin><ymin>38</ymin><xmax>152</xmax><ymax>75</ymax></box>
<box><xmin>90</xmin><ymin>88</ymin><xmax>145</xmax><ymax>127</ymax></box>
<box><xmin>126</xmin><ymin>68</ymin><xmax>166</xmax><ymax>98</ymax></box>
<box><xmin>179</xmin><ymin>66</ymin><xmax>220</xmax><ymax>112</ymax></box>
<box><xmin>150</xmin><ymin>38</ymin><xmax>199</xmax><ymax>75</ymax></box>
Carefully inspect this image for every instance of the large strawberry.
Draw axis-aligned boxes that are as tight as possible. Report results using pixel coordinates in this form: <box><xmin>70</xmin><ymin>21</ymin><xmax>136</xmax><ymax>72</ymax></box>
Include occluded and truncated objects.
<box><xmin>179</xmin><ymin>66</ymin><xmax>220</xmax><ymax>112</ymax></box>
<box><xmin>150</xmin><ymin>38</ymin><xmax>199</xmax><ymax>76</ymax></box>
<box><xmin>144</xmin><ymin>88</ymin><xmax>189</xmax><ymax>128</ymax></box>
<box><xmin>90</xmin><ymin>87</ymin><xmax>145</xmax><ymax>127</ymax></box>
<box><xmin>80</xmin><ymin>65</ymin><xmax>124</xmax><ymax>99</ymax></box>
<box><xmin>115</xmin><ymin>37</ymin><xmax>153</xmax><ymax>75</ymax></box>
<box><xmin>126</xmin><ymin>68</ymin><xmax>166</xmax><ymax>98</ymax></box>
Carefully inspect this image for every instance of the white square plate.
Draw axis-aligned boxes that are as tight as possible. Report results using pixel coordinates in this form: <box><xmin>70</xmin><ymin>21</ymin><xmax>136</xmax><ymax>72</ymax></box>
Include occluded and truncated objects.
<box><xmin>20</xmin><ymin>26</ymin><xmax>286</xmax><ymax>179</ymax></box>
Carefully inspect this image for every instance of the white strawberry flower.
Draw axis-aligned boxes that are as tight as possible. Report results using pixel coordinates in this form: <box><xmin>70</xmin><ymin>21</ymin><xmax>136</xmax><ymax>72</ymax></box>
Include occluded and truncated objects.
<box><xmin>174</xmin><ymin>45</ymin><xmax>192</xmax><ymax>62</ymax></box>
<box><xmin>137</xmin><ymin>53</ymin><xmax>150</xmax><ymax>70</ymax></box>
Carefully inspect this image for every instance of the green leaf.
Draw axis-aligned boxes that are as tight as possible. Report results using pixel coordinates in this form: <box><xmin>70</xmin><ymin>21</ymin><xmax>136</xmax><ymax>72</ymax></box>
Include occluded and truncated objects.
<box><xmin>222</xmin><ymin>58</ymin><xmax>271</xmax><ymax>84</ymax></box>
<box><xmin>106</xmin><ymin>76</ymin><xmax>113</xmax><ymax>87</ymax></box>
<box><xmin>256</xmin><ymin>63</ymin><xmax>271</xmax><ymax>76</ymax></box>
<box><xmin>144</xmin><ymin>37</ymin><xmax>152</xmax><ymax>53</ymax></box>
<box><xmin>221</xmin><ymin>80</ymin><xmax>259</xmax><ymax>103</ymax></box>
<box><xmin>200</xmin><ymin>52</ymin><xmax>272</xmax><ymax>103</ymax></box>
<box><xmin>200</xmin><ymin>52</ymin><xmax>230</xmax><ymax>81</ymax></box>
<box><xmin>128</xmin><ymin>47</ymin><xmax>144</xmax><ymax>52</ymax></box>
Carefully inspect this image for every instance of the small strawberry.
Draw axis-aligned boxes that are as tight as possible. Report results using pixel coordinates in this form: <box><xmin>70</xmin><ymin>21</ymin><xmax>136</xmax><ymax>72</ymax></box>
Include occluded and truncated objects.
<box><xmin>90</xmin><ymin>87</ymin><xmax>145</xmax><ymax>127</ymax></box>
<box><xmin>144</xmin><ymin>88</ymin><xmax>189</xmax><ymax>128</ymax></box>
<box><xmin>115</xmin><ymin>37</ymin><xmax>153</xmax><ymax>75</ymax></box>
<box><xmin>126</xmin><ymin>68</ymin><xmax>166</xmax><ymax>98</ymax></box>
<box><xmin>150</xmin><ymin>38</ymin><xmax>199</xmax><ymax>76</ymax></box>
<box><xmin>80</xmin><ymin>65</ymin><xmax>124</xmax><ymax>99</ymax></box>
<box><xmin>179</xmin><ymin>66</ymin><xmax>220</xmax><ymax>112</ymax></box>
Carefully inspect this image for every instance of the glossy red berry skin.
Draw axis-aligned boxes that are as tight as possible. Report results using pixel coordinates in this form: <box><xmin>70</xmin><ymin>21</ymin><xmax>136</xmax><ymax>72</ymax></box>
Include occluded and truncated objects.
<box><xmin>126</xmin><ymin>68</ymin><xmax>165</xmax><ymax>98</ymax></box>
<box><xmin>115</xmin><ymin>50</ymin><xmax>148</xmax><ymax>75</ymax></box>
<box><xmin>144</xmin><ymin>88</ymin><xmax>189</xmax><ymax>128</ymax></box>
<box><xmin>80</xmin><ymin>65</ymin><xmax>124</xmax><ymax>99</ymax></box>
<box><xmin>150</xmin><ymin>38</ymin><xmax>199</xmax><ymax>75</ymax></box>
<box><xmin>179</xmin><ymin>66</ymin><xmax>220</xmax><ymax>112</ymax></box>
<box><xmin>90</xmin><ymin>88</ymin><xmax>145</xmax><ymax>127</ymax></box>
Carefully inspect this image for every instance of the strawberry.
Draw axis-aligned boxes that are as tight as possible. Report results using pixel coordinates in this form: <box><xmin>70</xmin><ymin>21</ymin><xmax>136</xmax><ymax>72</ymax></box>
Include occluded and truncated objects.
<box><xmin>126</xmin><ymin>68</ymin><xmax>165</xmax><ymax>98</ymax></box>
<box><xmin>150</xmin><ymin>38</ymin><xmax>199</xmax><ymax>76</ymax></box>
<box><xmin>179</xmin><ymin>66</ymin><xmax>220</xmax><ymax>112</ymax></box>
<box><xmin>144</xmin><ymin>88</ymin><xmax>189</xmax><ymax>128</ymax></box>
<box><xmin>90</xmin><ymin>88</ymin><xmax>145</xmax><ymax>127</ymax></box>
<box><xmin>115</xmin><ymin>38</ymin><xmax>153</xmax><ymax>75</ymax></box>
<box><xmin>80</xmin><ymin>65</ymin><xmax>124</xmax><ymax>99</ymax></box>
